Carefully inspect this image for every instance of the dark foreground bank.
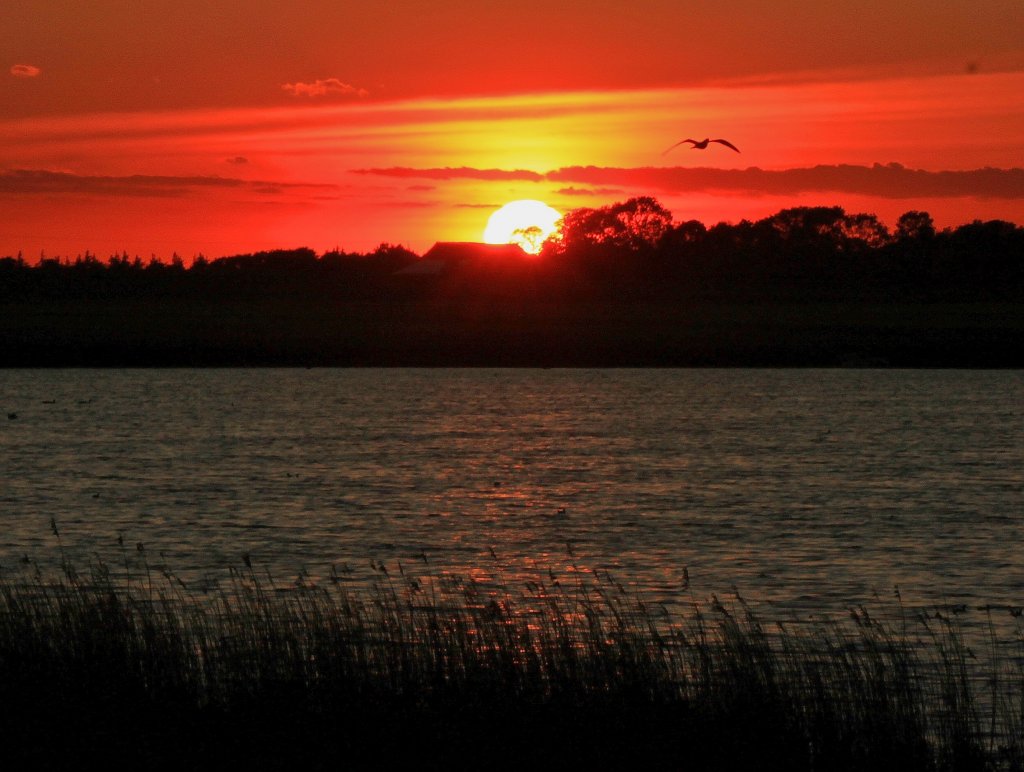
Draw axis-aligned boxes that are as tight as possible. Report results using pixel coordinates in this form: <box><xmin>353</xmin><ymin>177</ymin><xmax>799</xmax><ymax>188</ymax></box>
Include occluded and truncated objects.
<box><xmin>2</xmin><ymin>297</ymin><xmax>1022</xmax><ymax>367</ymax></box>
<box><xmin>2</xmin><ymin>557</ymin><xmax>1022</xmax><ymax>770</ymax></box>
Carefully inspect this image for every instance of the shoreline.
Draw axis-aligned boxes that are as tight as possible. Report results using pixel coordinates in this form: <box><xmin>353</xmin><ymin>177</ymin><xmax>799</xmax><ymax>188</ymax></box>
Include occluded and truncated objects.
<box><xmin>3</xmin><ymin>298</ymin><xmax>1022</xmax><ymax>368</ymax></box>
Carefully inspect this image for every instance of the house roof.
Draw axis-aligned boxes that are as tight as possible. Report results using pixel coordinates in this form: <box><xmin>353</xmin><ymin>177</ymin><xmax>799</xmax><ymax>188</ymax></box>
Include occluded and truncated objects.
<box><xmin>421</xmin><ymin>242</ymin><xmax>528</xmax><ymax>262</ymax></box>
<box><xmin>393</xmin><ymin>242</ymin><xmax>530</xmax><ymax>278</ymax></box>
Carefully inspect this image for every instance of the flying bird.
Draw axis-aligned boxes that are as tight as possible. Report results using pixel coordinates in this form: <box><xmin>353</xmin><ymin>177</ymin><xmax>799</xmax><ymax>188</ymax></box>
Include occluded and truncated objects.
<box><xmin>663</xmin><ymin>137</ymin><xmax>741</xmax><ymax>155</ymax></box>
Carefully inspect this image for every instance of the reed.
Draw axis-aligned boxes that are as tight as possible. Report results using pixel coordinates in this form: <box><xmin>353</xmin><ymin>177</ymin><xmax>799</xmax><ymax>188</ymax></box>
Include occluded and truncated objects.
<box><xmin>1</xmin><ymin>552</ymin><xmax>1022</xmax><ymax>770</ymax></box>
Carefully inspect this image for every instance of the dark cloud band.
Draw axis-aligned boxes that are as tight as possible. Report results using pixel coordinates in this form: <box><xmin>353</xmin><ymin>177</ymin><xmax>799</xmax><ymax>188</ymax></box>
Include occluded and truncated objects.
<box><xmin>355</xmin><ymin>163</ymin><xmax>1024</xmax><ymax>199</ymax></box>
<box><xmin>0</xmin><ymin>169</ymin><xmax>336</xmax><ymax>197</ymax></box>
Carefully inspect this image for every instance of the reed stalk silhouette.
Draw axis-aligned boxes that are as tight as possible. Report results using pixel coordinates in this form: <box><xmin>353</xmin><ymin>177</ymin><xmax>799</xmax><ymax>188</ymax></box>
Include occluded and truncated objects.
<box><xmin>1</xmin><ymin>545</ymin><xmax>1022</xmax><ymax>770</ymax></box>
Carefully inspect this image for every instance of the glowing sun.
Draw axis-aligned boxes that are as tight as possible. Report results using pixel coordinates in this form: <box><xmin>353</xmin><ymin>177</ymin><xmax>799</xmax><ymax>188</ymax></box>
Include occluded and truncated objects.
<box><xmin>483</xmin><ymin>200</ymin><xmax>561</xmax><ymax>254</ymax></box>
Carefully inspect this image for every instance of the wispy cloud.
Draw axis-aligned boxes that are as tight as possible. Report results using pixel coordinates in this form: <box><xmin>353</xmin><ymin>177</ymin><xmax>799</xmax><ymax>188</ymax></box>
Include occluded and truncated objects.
<box><xmin>0</xmin><ymin>169</ymin><xmax>336</xmax><ymax>197</ymax></box>
<box><xmin>356</xmin><ymin>163</ymin><xmax>1024</xmax><ymax>200</ymax></box>
<box><xmin>385</xmin><ymin>200</ymin><xmax>435</xmax><ymax>208</ymax></box>
<box><xmin>281</xmin><ymin>78</ymin><xmax>368</xmax><ymax>98</ymax></box>
<box><xmin>10</xmin><ymin>64</ymin><xmax>41</xmax><ymax>78</ymax></box>
<box><xmin>556</xmin><ymin>186</ymin><xmax>624</xmax><ymax>196</ymax></box>
<box><xmin>353</xmin><ymin>167</ymin><xmax>544</xmax><ymax>182</ymax></box>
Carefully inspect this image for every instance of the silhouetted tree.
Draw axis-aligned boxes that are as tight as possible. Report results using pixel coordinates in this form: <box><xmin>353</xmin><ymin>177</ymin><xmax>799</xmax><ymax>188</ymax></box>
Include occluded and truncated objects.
<box><xmin>552</xmin><ymin>197</ymin><xmax>673</xmax><ymax>253</ymax></box>
<box><xmin>940</xmin><ymin>219</ymin><xmax>1024</xmax><ymax>293</ymax></box>
<box><xmin>512</xmin><ymin>225</ymin><xmax>545</xmax><ymax>254</ymax></box>
<box><xmin>895</xmin><ymin>211</ymin><xmax>935</xmax><ymax>242</ymax></box>
<box><xmin>659</xmin><ymin>219</ymin><xmax>709</xmax><ymax>277</ymax></box>
<box><xmin>670</xmin><ymin>220</ymin><xmax>708</xmax><ymax>244</ymax></box>
<box><xmin>839</xmin><ymin>212</ymin><xmax>890</xmax><ymax>250</ymax></box>
<box><xmin>368</xmin><ymin>243</ymin><xmax>419</xmax><ymax>269</ymax></box>
<box><xmin>766</xmin><ymin>207</ymin><xmax>847</xmax><ymax>247</ymax></box>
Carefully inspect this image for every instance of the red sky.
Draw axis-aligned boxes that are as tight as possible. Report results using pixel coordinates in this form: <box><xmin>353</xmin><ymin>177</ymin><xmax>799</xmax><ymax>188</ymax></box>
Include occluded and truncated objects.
<box><xmin>2</xmin><ymin>0</ymin><xmax>1023</xmax><ymax>259</ymax></box>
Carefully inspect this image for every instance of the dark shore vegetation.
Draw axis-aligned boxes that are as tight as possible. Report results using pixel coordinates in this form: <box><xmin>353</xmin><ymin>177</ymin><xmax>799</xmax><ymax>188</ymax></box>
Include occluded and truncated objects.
<box><xmin>1</xmin><ymin>201</ymin><xmax>1022</xmax><ymax>367</ymax></box>
<box><xmin>2</xmin><ymin>548</ymin><xmax>1023</xmax><ymax>770</ymax></box>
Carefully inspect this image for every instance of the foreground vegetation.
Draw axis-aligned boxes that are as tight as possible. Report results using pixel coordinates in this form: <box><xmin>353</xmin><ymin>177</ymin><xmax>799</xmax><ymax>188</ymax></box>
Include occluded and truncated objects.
<box><xmin>2</xmin><ymin>550</ymin><xmax>1023</xmax><ymax>770</ymax></box>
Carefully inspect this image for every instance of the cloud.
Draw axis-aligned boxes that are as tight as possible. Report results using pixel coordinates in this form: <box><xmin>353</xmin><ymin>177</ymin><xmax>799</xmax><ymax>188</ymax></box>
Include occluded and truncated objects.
<box><xmin>225</xmin><ymin>156</ymin><xmax>249</xmax><ymax>165</ymax></box>
<box><xmin>0</xmin><ymin>169</ymin><xmax>336</xmax><ymax>198</ymax></box>
<box><xmin>281</xmin><ymin>78</ymin><xmax>368</xmax><ymax>98</ymax></box>
<box><xmin>356</xmin><ymin>164</ymin><xmax>1024</xmax><ymax>199</ymax></box>
<box><xmin>353</xmin><ymin>166</ymin><xmax>544</xmax><ymax>182</ymax></box>
<box><xmin>386</xmin><ymin>200</ymin><xmax>434</xmax><ymax>208</ymax></box>
<box><xmin>547</xmin><ymin>163</ymin><xmax>1024</xmax><ymax>199</ymax></box>
<box><xmin>555</xmin><ymin>186</ymin><xmax>624</xmax><ymax>197</ymax></box>
<box><xmin>10</xmin><ymin>64</ymin><xmax>41</xmax><ymax>78</ymax></box>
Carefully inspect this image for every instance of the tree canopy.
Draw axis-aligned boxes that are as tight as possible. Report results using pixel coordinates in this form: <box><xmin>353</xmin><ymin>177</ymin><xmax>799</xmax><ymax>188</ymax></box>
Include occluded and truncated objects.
<box><xmin>550</xmin><ymin>197</ymin><xmax>673</xmax><ymax>253</ymax></box>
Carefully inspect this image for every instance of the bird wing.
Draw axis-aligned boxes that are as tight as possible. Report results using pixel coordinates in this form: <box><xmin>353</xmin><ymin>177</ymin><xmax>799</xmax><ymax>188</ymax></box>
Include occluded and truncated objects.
<box><xmin>661</xmin><ymin>138</ymin><xmax>699</xmax><ymax>155</ymax></box>
<box><xmin>711</xmin><ymin>138</ymin><xmax>740</xmax><ymax>153</ymax></box>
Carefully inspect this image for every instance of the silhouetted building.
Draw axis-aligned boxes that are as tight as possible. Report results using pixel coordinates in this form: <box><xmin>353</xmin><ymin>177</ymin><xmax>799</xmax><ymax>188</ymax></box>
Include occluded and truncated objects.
<box><xmin>394</xmin><ymin>242</ymin><xmax>527</xmax><ymax>277</ymax></box>
<box><xmin>423</xmin><ymin>242</ymin><xmax>527</xmax><ymax>261</ymax></box>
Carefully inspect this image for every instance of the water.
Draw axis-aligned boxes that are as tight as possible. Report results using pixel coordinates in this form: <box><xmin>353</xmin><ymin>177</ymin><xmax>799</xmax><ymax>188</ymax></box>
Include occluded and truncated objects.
<box><xmin>2</xmin><ymin>368</ymin><xmax>1022</xmax><ymax>627</ymax></box>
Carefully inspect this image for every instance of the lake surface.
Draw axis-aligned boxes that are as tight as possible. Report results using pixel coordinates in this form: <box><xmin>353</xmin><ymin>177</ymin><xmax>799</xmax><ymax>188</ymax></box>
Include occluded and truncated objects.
<box><xmin>2</xmin><ymin>368</ymin><xmax>1022</xmax><ymax>628</ymax></box>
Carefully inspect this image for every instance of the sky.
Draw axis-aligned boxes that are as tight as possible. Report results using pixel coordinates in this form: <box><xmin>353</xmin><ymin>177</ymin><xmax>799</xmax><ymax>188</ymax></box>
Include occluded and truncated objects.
<box><xmin>2</xmin><ymin>0</ymin><xmax>1024</xmax><ymax>260</ymax></box>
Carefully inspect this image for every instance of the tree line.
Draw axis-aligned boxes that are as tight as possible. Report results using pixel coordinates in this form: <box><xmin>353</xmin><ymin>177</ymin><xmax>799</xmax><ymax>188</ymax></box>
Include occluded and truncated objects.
<box><xmin>2</xmin><ymin>199</ymin><xmax>1022</xmax><ymax>303</ymax></box>
<box><xmin>546</xmin><ymin>198</ymin><xmax>1024</xmax><ymax>301</ymax></box>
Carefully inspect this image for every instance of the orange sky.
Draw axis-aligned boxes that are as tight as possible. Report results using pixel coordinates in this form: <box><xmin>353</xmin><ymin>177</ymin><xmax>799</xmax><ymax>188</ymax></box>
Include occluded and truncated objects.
<box><xmin>2</xmin><ymin>1</ymin><xmax>1023</xmax><ymax>259</ymax></box>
